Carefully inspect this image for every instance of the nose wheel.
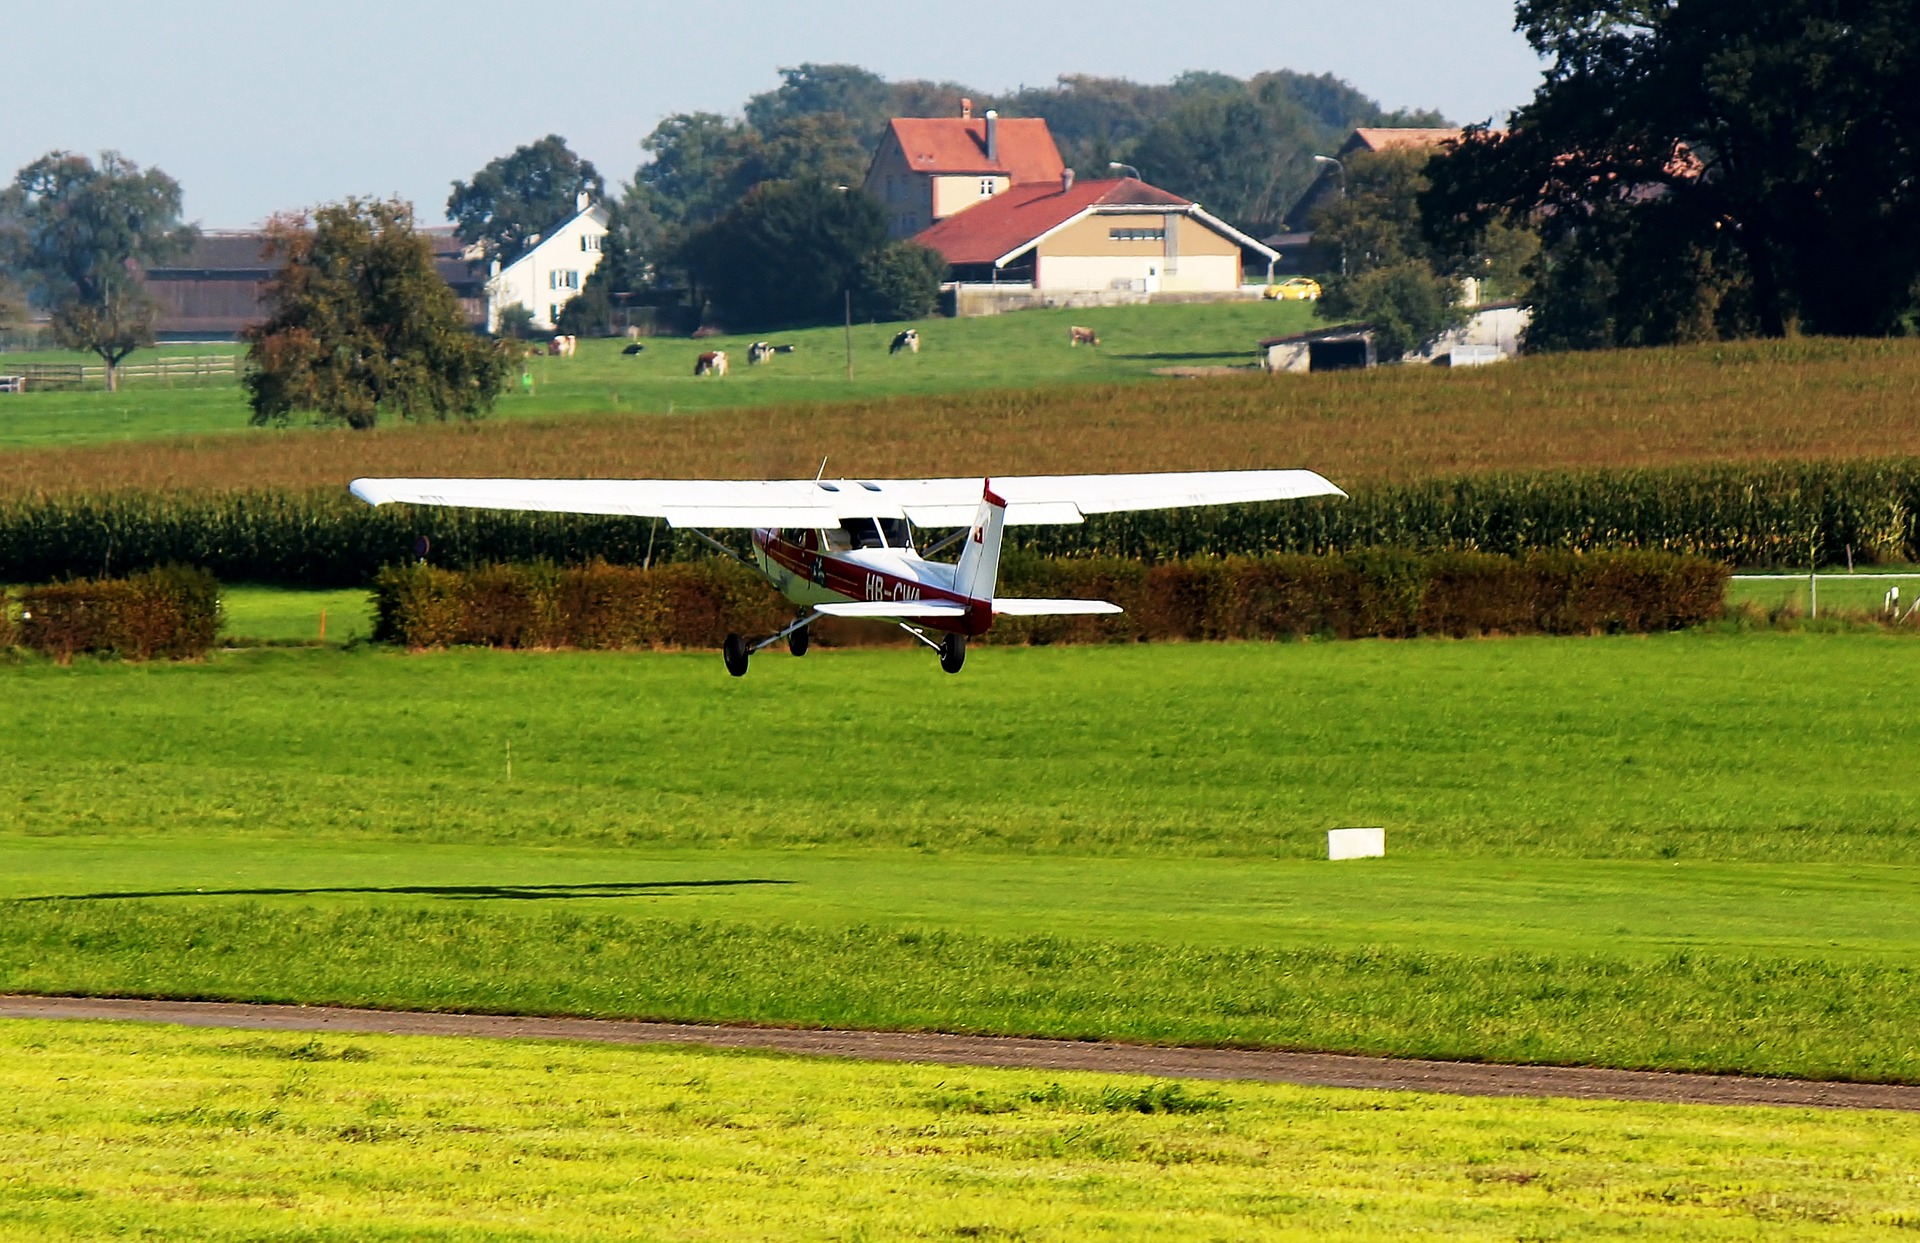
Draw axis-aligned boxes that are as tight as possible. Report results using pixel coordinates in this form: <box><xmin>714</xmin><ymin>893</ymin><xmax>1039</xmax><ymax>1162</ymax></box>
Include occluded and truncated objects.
<box><xmin>939</xmin><ymin>632</ymin><xmax>966</xmax><ymax>674</ymax></box>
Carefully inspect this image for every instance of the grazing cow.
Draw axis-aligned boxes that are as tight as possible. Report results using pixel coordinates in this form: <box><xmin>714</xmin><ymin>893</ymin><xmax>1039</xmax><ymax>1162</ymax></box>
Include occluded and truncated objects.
<box><xmin>772</xmin><ymin>343</ymin><xmax>796</xmax><ymax>354</ymax></box>
<box><xmin>747</xmin><ymin>341</ymin><xmax>773</xmax><ymax>365</ymax></box>
<box><xmin>1068</xmin><ymin>326</ymin><xmax>1100</xmax><ymax>347</ymax></box>
<box><xmin>624</xmin><ymin>325</ymin><xmax>643</xmax><ymax>341</ymax></box>
<box><xmin>694</xmin><ymin>350</ymin><xmax>728</xmax><ymax>377</ymax></box>
<box><xmin>621</xmin><ymin>343</ymin><xmax>645</xmax><ymax>355</ymax></box>
<box><xmin>890</xmin><ymin>329</ymin><xmax>920</xmax><ymax>355</ymax></box>
<box><xmin>548</xmin><ymin>334</ymin><xmax>578</xmax><ymax>357</ymax></box>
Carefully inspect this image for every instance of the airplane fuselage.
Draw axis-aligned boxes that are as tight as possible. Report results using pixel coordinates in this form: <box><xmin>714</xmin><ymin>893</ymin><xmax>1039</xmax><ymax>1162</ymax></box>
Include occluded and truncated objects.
<box><xmin>751</xmin><ymin>528</ymin><xmax>989</xmax><ymax>634</ymax></box>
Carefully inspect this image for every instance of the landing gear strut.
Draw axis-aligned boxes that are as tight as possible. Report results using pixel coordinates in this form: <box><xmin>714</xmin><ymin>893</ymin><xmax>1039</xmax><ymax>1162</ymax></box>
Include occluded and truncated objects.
<box><xmin>939</xmin><ymin>632</ymin><xmax>966</xmax><ymax>674</ymax></box>
<box><xmin>722</xmin><ymin>633</ymin><xmax>749</xmax><ymax>677</ymax></box>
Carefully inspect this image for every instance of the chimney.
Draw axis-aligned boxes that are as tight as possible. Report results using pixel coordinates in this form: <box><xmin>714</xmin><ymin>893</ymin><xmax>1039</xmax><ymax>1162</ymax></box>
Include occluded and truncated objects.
<box><xmin>960</xmin><ymin>97</ymin><xmax>973</xmax><ymax>120</ymax></box>
<box><xmin>984</xmin><ymin>110</ymin><xmax>999</xmax><ymax>162</ymax></box>
<box><xmin>1062</xmin><ymin>168</ymin><xmax>1075</xmax><ymax>194</ymax></box>
<box><xmin>575</xmin><ymin>190</ymin><xmax>590</xmax><ymax>213</ymax></box>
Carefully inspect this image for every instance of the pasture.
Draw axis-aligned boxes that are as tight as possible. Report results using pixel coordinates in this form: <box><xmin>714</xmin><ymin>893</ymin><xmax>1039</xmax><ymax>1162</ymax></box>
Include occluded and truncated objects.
<box><xmin>7</xmin><ymin>1023</ymin><xmax>1917</xmax><ymax>1241</ymax></box>
<box><xmin>5</xmin><ymin>634</ymin><xmax>1920</xmax><ymax>1081</ymax></box>
<box><xmin>0</xmin><ymin>301</ymin><xmax>1314</xmax><ymax>451</ymax></box>
<box><xmin>0</xmin><ymin>334</ymin><xmax>1916</xmax><ymax>498</ymax></box>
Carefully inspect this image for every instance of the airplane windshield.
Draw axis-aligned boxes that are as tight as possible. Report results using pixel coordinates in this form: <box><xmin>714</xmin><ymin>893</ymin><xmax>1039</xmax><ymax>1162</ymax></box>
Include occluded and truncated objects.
<box><xmin>835</xmin><ymin>518</ymin><xmax>913</xmax><ymax>550</ymax></box>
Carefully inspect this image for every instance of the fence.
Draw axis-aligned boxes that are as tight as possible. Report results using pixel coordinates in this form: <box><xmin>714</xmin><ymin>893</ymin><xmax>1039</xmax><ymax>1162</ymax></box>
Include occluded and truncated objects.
<box><xmin>2</xmin><ymin>354</ymin><xmax>239</xmax><ymax>392</ymax></box>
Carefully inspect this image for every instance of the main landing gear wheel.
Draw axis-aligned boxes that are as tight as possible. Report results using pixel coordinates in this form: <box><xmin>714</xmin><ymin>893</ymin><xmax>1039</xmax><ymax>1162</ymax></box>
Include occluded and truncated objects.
<box><xmin>788</xmin><ymin>623</ymin><xmax>810</xmax><ymax>657</ymax></box>
<box><xmin>939</xmin><ymin>632</ymin><xmax>966</xmax><ymax>674</ymax></box>
<box><xmin>722</xmin><ymin>633</ymin><xmax>750</xmax><ymax>677</ymax></box>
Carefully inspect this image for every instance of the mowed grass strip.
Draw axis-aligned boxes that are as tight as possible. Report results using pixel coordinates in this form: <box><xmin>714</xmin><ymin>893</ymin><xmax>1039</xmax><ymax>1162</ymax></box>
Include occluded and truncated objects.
<box><xmin>3</xmin><ymin>335</ymin><xmax>1920</xmax><ymax>494</ymax></box>
<box><xmin>9</xmin><ymin>903</ymin><xmax>1920</xmax><ymax>1082</ymax></box>
<box><xmin>2</xmin><ymin>636</ymin><xmax>1917</xmax><ymax>860</ymax></box>
<box><xmin>2</xmin><ymin>1020</ymin><xmax>1917</xmax><ymax>1241</ymax></box>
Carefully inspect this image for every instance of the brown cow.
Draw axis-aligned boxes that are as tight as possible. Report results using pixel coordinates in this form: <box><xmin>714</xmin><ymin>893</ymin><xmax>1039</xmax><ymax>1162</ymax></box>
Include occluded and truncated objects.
<box><xmin>1068</xmin><ymin>326</ymin><xmax>1100</xmax><ymax>347</ymax></box>
<box><xmin>694</xmin><ymin>350</ymin><xmax>729</xmax><ymax>377</ymax></box>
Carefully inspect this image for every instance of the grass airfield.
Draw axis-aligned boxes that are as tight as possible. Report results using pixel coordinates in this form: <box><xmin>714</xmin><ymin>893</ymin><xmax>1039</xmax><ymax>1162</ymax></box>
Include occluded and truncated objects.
<box><xmin>9</xmin><ymin>1021</ymin><xmax>1919</xmax><ymax>1241</ymax></box>
<box><xmin>5</xmin><ymin>633</ymin><xmax>1920</xmax><ymax>1088</ymax></box>
<box><xmin>8</xmin><ymin>604</ymin><xmax>1920</xmax><ymax>1234</ymax></box>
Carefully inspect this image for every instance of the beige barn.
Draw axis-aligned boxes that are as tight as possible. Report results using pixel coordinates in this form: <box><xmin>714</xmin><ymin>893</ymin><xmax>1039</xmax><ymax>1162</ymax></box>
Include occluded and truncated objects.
<box><xmin>913</xmin><ymin>174</ymin><xmax>1277</xmax><ymax>295</ymax></box>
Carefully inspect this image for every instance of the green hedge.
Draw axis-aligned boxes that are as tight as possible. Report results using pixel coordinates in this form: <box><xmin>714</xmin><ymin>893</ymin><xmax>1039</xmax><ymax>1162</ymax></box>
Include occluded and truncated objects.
<box><xmin>12</xmin><ymin>566</ymin><xmax>222</xmax><ymax>662</ymax></box>
<box><xmin>1</xmin><ymin>459</ymin><xmax>1912</xmax><ymax>586</ymax></box>
<box><xmin>373</xmin><ymin>551</ymin><xmax>1726</xmax><ymax>649</ymax></box>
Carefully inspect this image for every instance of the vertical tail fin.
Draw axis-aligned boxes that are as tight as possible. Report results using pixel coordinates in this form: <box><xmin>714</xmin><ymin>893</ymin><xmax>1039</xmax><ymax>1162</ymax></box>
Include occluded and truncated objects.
<box><xmin>953</xmin><ymin>479</ymin><xmax>1007</xmax><ymax>603</ymax></box>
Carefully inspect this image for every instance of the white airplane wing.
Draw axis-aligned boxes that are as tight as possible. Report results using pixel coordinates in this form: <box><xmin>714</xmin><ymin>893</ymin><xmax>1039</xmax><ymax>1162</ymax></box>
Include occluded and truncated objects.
<box><xmin>813</xmin><ymin>601</ymin><xmax>969</xmax><ymax>619</ymax></box>
<box><xmin>991</xmin><ymin>599</ymin><xmax>1124</xmax><ymax>616</ymax></box>
<box><xmin>349</xmin><ymin>469</ymin><xmax>1343</xmax><ymax>529</ymax></box>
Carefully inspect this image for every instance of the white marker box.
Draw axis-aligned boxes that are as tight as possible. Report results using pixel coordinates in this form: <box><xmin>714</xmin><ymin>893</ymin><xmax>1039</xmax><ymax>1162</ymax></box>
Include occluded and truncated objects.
<box><xmin>1328</xmin><ymin>827</ymin><xmax>1385</xmax><ymax>860</ymax></box>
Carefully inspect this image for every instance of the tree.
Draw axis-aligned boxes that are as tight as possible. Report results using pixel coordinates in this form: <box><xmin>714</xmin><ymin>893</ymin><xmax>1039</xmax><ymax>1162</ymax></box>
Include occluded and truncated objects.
<box><xmin>244</xmin><ymin>198</ymin><xmax>510</xmax><ymax>430</ymax></box>
<box><xmin>679</xmin><ymin>180</ymin><xmax>887</xmax><ymax>330</ymax></box>
<box><xmin>1312</xmin><ymin>149</ymin><xmax>1465</xmax><ymax>358</ymax></box>
<box><xmin>1422</xmin><ymin>0</ymin><xmax>1920</xmax><ymax>346</ymax></box>
<box><xmin>0</xmin><ymin>151</ymin><xmax>195</xmax><ymax>390</ymax></box>
<box><xmin>852</xmin><ymin>242</ymin><xmax>947</xmax><ymax>322</ymax></box>
<box><xmin>447</xmin><ymin>135</ymin><xmax>603</xmax><ymax>265</ymax></box>
<box><xmin>1131</xmin><ymin>90</ymin><xmax>1317</xmax><ymax>235</ymax></box>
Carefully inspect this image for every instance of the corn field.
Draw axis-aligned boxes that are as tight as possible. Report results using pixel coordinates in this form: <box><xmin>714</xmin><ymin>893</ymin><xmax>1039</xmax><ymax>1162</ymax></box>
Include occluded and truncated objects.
<box><xmin>0</xmin><ymin>459</ymin><xmax>1907</xmax><ymax>587</ymax></box>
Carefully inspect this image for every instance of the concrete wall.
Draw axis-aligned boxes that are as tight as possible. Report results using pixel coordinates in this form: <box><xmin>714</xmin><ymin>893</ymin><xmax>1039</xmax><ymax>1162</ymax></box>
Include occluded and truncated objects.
<box><xmin>950</xmin><ymin>284</ymin><xmax>1264</xmax><ymax>317</ymax></box>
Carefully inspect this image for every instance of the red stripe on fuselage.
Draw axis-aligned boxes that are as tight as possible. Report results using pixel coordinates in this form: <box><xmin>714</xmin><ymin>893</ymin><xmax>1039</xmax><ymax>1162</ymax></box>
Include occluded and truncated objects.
<box><xmin>754</xmin><ymin>531</ymin><xmax>991</xmax><ymax>635</ymax></box>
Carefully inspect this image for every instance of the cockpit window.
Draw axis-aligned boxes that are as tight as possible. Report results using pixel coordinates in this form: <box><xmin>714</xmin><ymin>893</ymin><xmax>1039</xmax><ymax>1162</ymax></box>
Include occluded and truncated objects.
<box><xmin>835</xmin><ymin>518</ymin><xmax>913</xmax><ymax>550</ymax></box>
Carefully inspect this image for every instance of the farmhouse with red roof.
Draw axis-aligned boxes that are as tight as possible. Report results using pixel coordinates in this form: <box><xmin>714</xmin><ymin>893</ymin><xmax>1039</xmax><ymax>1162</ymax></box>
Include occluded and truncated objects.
<box><xmin>866</xmin><ymin>101</ymin><xmax>1277</xmax><ymax>305</ymax></box>
<box><xmin>865</xmin><ymin>100</ymin><xmax>1065</xmax><ymax>239</ymax></box>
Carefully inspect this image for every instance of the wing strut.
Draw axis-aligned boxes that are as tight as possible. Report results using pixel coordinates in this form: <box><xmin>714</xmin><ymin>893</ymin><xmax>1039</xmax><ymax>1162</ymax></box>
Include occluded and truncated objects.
<box><xmin>683</xmin><ymin>528</ymin><xmax>753</xmax><ymax>568</ymax></box>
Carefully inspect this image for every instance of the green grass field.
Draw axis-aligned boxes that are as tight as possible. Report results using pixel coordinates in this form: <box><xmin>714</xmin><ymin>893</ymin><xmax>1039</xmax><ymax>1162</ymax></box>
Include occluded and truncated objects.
<box><xmin>5</xmin><ymin>634</ymin><xmax>1920</xmax><ymax>1081</ymax></box>
<box><xmin>0</xmin><ymin>302</ymin><xmax>1315</xmax><ymax>449</ymax></box>
<box><xmin>8</xmin><ymin>1021</ymin><xmax>1917</xmax><ymax>1241</ymax></box>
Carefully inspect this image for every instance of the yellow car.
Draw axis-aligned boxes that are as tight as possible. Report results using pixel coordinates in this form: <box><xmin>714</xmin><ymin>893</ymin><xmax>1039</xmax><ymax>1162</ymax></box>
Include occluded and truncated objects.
<box><xmin>1263</xmin><ymin>277</ymin><xmax>1322</xmax><ymax>301</ymax></box>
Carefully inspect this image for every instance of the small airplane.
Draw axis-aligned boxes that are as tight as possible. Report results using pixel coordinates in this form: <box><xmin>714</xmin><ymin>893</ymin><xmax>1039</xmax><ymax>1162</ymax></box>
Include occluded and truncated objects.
<box><xmin>349</xmin><ymin>469</ymin><xmax>1345</xmax><ymax>675</ymax></box>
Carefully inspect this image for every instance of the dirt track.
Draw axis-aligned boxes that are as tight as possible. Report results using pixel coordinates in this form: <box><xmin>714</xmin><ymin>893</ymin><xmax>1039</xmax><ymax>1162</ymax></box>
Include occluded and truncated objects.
<box><xmin>5</xmin><ymin>995</ymin><xmax>1916</xmax><ymax>1113</ymax></box>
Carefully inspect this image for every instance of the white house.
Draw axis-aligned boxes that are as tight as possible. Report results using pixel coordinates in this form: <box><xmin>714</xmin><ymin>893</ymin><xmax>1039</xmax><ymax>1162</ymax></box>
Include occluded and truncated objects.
<box><xmin>485</xmin><ymin>196</ymin><xmax>610</xmax><ymax>333</ymax></box>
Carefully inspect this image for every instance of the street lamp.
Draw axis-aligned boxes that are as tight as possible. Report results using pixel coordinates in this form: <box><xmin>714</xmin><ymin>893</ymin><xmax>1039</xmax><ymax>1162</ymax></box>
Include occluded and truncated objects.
<box><xmin>1107</xmin><ymin>161</ymin><xmax>1142</xmax><ymax>182</ymax></box>
<box><xmin>1312</xmin><ymin>155</ymin><xmax>1348</xmax><ymax>276</ymax></box>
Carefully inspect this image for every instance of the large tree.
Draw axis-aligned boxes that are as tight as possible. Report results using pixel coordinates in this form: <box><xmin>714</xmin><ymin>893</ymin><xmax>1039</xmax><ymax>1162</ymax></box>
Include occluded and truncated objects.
<box><xmin>447</xmin><ymin>135</ymin><xmax>603</xmax><ymax>265</ymax></box>
<box><xmin>1312</xmin><ymin>149</ymin><xmax>1468</xmax><ymax>358</ymax></box>
<box><xmin>1423</xmin><ymin>0</ymin><xmax>1920</xmax><ymax>346</ymax></box>
<box><xmin>679</xmin><ymin>180</ymin><xmax>888</xmax><ymax>330</ymax></box>
<box><xmin>0</xmin><ymin>151</ymin><xmax>195</xmax><ymax>390</ymax></box>
<box><xmin>245</xmin><ymin>199</ymin><xmax>509</xmax><ymax>430</ymax></box>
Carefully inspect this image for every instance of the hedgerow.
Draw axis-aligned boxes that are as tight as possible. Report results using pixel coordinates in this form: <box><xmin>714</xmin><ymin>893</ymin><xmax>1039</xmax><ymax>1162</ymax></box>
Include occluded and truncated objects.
<box><xmin>11</xmin><ymin>566</ymin><xmax>221</xmax><ymax>662</ymax></box>
<box><xmin>371</xmin><ymin>551</ymin><xmax>1725</xmax><ymax>649</ymax></box>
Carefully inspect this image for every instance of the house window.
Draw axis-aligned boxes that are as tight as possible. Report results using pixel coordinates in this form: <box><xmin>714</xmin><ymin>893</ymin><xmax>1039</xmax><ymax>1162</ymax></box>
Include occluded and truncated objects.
<box><xmin>549</xmin><ymin>270</ymin><xmax>580</xmax><ymax>290</ymax></box>
<box><xmin>979</xmin><ymin>178</ymin><xmax>997</xmax><ymax>197</ymax></box>
<box><xmin>1110</xmin><ymin>227</ymin><xmax>1166</xmax><ymax>242</ymax></box>
<box><xmin>549</xmin><ymin>304</ymin><xmax>561</xmax><ymax>323</ymax></box>
<box><xmin>580</xmin><ymin>235</ymin><xmax>601</xmax><ymax>251</ymax></box>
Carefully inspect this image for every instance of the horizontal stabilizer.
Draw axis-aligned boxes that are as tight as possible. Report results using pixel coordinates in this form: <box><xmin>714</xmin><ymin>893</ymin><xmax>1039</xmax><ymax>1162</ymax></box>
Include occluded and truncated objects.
<box><xmin>814</xmin><ymin>601</ymin><xmax>969</xmax><ymax>619</ymax></box>
<box><xmin>991</xmin><ymin>598</ymin><xmax>1124</xmax><ymax>616</ymax></box>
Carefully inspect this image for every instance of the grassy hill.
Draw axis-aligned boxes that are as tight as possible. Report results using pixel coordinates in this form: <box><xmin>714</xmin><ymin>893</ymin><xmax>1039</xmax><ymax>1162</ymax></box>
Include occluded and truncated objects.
<box><xmin>0</xmin><ymin>301</ymin><xmax>1316</xmax><ymax>451</ymax></box>
<box><xmin>1</xmin><ymin>334</ymin><xmax>1916</xmax><ymax>497</ymax></box>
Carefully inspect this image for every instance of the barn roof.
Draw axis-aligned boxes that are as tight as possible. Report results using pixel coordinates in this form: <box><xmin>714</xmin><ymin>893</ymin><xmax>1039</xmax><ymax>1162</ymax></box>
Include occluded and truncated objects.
<box><xmin>912</xmin><ymin>177</ymin><xmax>1277</xmax><ymax>268</ymax></box>
<box><xmin>1343</xmin><ymin>127</ymin><xmax>1471</xmax><ymax>154</ymax></box>
<box><xmin>912</xmin><ymin>178</ymin><xmax>1187</xmax><ymax>265</ymax></box>
<box><xmin>884</xmin><ymin>117</ymin><xmax>1065</xmax><ymax>182</ymax></box>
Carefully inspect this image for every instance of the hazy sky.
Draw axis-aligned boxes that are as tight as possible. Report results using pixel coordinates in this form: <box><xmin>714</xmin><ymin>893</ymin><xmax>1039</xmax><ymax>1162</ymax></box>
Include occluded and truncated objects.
<box><xmin>5</xmin><ymin>1</ymin><xmax>1544</xmax><ymax>228</ymax></box>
